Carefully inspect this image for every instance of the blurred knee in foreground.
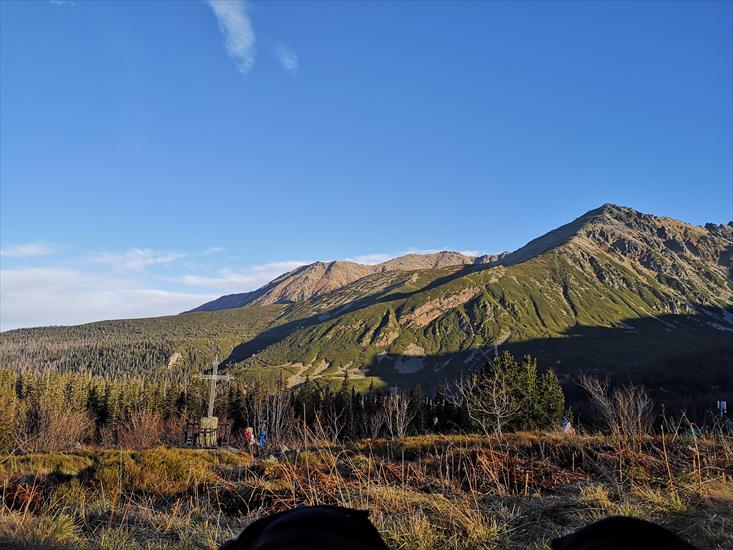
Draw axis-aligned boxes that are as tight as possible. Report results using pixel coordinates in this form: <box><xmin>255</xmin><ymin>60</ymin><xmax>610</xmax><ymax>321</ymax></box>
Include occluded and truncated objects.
<box><xmin>551</xmin><ymin>515</ymin><xmax>697</xmax><ymax>550</ymax></box>
<box><xmin>219</xmin><ymin>505</ymin><xmax>388</xmax><ymax>550</ymax></box>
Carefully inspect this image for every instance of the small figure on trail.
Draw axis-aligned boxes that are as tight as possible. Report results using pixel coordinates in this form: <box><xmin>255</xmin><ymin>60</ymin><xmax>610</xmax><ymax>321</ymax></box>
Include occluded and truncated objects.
<box><xmin>562</xmin><ymin>416</ymin><xmax>576</xmax><ymax>435</ymax></box>
<box><xmin>432</xmin><ymin>416</ymin><xmax>439</xmax><ymax>433</ymax></box>
<box><xmin>258</xmin><ymin>430</ymin><xmax>267</xmax><ymax>449</ymax></box>
<box><xmin>243</xmin><ymin>427</ymin><xmax>255</xmax><ymax>450</ymax></box>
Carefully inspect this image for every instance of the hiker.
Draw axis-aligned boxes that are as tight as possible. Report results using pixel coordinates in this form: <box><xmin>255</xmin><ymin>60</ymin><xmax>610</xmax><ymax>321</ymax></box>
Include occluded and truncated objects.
<box><xmin>243</xmin><ymin>427</ymin><xmax>255</xmax><ymax>451</ymax></box>
<box><xmin>562</xmin><ymin>416</ymin><xmax>576</xmax><ymax>435</ymax></box>
<box><xmin>258</xmin><ymin>429</ymin><xmax>267</xmax><ymax>450</ymax></box>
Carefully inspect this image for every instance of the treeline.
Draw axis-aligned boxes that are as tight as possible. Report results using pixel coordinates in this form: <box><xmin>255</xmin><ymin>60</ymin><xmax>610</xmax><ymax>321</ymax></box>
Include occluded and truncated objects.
<box><xmin>0</xmin><ymin>306</ymin><xmax>280</xmax><ymax>380</ymax></box>
<box><xmin>0</xmin><ymin>352</ymin><xmax>566</xmax><ymax>453</ymax></box>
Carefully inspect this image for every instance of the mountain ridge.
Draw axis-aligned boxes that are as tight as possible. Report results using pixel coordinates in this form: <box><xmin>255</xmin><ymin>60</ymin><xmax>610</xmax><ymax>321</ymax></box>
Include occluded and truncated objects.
<box><xmin>188</xmin><ymin>203</ymin><xmax>731</xmax><ymax>315</ymax></box>
<box><xmin>186</xmin><ymin>251</ymin><xmax>507</xmax><ymax>313</ymax></box>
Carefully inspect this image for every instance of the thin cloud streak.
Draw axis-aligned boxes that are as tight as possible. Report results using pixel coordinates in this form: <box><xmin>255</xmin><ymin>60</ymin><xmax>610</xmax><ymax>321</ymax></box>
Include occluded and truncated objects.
<box><xmin>176</xmin><ymin>260</ymin><xmax>307</xmax><ymax>291</ymax></box>
<box><xmin>343</xmin><ymin>248</ymin><xmax>486</xmax><ymax>265</ymax></box>
<box><xmin>87</xmin><ymin>248</ymin><xmax>184</xmax><ymax>271</ymax></box>
<box><xmin>0</xmin><ymin>241</ymin><xmax>492</xmax><ymax>329</ymax></box>
<box><xmin>0</xmin><ymin>242</ymin><xmax>57</xmax><ymax>259</ymax></box>
<box><xmin>276</xmin><ymin>43</ymin><xmax>298</xmax><ymax>73</ymax></box>
<box><xmin>344</xmin><ymin>253</ymin><xmax>393</xmax><ymax>265</ymax></box>
<box><xmin>208</xmin><ymin>0</ymin><xmax>255</xmax><ymax>74</ymax></box>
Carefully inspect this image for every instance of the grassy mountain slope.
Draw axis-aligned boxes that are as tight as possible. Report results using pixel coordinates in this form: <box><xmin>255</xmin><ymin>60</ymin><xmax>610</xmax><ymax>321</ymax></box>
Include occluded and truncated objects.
<box><xmin>225</xmin><ymin>205</ymin><xmax>733</xmax><ymax>390</ymax></box>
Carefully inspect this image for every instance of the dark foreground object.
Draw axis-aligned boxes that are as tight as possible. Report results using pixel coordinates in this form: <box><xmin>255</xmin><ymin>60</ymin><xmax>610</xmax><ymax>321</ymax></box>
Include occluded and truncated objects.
<box><xmin>551</xmin><ymin>515</ymin><xmax>697</xmax><ymax>550</ymax></box>
<box><xmin>219</xmin><ymin>506</ymin><xmax>696</xmax><ymax>550</ymax></box>
<box><xmin>219</xmin><ymin>505</ymin><xmax>388</xmax><ymax>550</ymax></box>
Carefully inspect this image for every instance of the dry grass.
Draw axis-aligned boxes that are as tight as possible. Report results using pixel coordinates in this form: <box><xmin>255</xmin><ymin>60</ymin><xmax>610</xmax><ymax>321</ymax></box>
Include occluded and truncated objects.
<box><xmin>1</xmin><ymin>433</ymin><xmax>731</xmax><ymax>549</ymax></box>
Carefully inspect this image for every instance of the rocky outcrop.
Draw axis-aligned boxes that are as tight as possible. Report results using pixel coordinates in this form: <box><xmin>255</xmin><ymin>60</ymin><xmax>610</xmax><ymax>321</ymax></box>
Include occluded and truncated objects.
<box><xmin>399</xmin><ymin>287</ymin><xmax>482</xmax><ymax>327</ymax></box>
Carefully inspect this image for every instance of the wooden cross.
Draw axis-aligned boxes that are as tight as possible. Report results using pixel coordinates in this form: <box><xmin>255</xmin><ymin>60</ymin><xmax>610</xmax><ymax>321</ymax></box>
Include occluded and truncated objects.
<box><xmin>201</xmin><ymin>359</ymin><xmax>233</xmax><ymax>417</ymax></box>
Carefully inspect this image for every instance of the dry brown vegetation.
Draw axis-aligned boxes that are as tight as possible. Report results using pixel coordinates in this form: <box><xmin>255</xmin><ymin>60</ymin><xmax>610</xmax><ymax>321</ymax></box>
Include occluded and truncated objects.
<box><xmin>1</xmin><ymin>430</ymin><xmax>731</xmax><ymax>549</ymax></box>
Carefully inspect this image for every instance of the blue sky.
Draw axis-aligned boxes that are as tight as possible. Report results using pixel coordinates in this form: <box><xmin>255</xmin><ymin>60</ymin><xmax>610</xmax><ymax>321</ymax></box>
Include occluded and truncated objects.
<box><xmin>1</xmin><ymin>0</ymin><xmax>731</xmax><ymax>329</ymax></box>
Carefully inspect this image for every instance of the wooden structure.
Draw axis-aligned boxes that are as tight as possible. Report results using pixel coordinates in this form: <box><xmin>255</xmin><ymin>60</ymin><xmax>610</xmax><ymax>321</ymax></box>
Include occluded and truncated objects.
<box><xmin>183</xmin><ymin>416</ymin><xmax>233</xmax><ymax>447</ymax></box>
<box><xmin>189</xmin><ymin>360</ymin><xmax>232</xmax><ymax>447</ymax></box>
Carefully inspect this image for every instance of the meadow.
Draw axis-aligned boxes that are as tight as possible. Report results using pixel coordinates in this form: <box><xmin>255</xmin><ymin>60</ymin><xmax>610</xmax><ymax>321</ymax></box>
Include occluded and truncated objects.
<box><xmin>1</xmin><ymin>431</ymin><xmax>731</xmax><ymax>549</ymax></box>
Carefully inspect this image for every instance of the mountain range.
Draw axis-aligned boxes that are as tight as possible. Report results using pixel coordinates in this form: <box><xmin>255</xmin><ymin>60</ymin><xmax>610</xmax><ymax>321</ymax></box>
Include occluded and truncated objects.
<box><xmin>187</xmin><ymin>251</ymin><xmax>505</xmax><ymax>312</ymax></box>
<box><xmin>2</xmin><ymin>204</ymin><xmax>732</xmax><ymax>402</ymax></box>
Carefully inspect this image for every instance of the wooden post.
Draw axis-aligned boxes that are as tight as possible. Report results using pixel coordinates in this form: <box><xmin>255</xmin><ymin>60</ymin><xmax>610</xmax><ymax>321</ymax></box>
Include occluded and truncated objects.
<box><xmin>198</xmin><ymin>360</ymin><xmax>232</xmax><ymax>447</ymax></box>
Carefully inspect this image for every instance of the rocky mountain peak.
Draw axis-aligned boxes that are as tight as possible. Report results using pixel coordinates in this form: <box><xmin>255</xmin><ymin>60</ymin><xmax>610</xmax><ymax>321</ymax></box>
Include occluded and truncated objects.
<box><xmin>189</xmin><ymin>205</ymin><xmax>732</xmax><ymax>315</ymax></box>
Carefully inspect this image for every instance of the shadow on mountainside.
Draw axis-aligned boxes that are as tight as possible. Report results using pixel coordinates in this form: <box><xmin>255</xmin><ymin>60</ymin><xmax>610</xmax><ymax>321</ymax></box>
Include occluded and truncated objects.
<box><xmin>221</xmin><ymin>263</ymin><xmax>494</xmax><ymax>364</ymax></box>
<box><xmin>233</xmin><ymin>310</ymin><xmax>733</xmax><ymax>417</ymax></box>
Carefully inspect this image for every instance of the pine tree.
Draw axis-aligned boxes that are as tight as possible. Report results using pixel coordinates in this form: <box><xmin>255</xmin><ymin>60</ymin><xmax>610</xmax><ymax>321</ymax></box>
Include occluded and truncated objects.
<box><xmin>537</xmin><ymin>369</ymin><xmax>565</xmax><ymax>428</ymax></box>
<box><xmin>0</xmin><ymin>369</ymin><xmax>17</xmax><ymax>452</ymax></box>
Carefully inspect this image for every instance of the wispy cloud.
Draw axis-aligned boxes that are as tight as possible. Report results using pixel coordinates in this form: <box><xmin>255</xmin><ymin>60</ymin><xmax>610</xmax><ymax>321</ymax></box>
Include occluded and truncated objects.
<box><xmin>343</xmin><ymin>248</ymin><xmax>484</xmax><ymax>265</ymax></box>
<box><xmin>0</xmin><ymin>240</ymin><xmax>491</xmax><ymax>330</ymax></box>
<box><xmin>87</xmin><ymin>248</ymin><xmax>184</xmax><ymax>271</ymax></box>
<box><xmin>0</xmin><ymin>240</ymin><xmax>308</xmax><ymax>329</ymax></box>
<box><xmin>276</xmin><ymin>43</ymin><xmax>298</xmax><ymax>73</ymax></box>
<box><xmin>208</xmin><ymin>0</ymin><xmax>255</xmax><ymax>74</ymax></box>
<box><xmin>0</xmin><ymin>242</ymin><xmax>57</xmax><ymax>259</ymax></box>
<box><xmin>458</xmin><ymin>250</ymin><xmax>485</xmax><ymax>257</ymax></box>
<box><xmin>344</xmin><ymin>253</ymin><xmax>393</xmax><ymax>265</ymax></box>
<box><xmin>203</xmin><ymin>246</ymin><xmax>224</xmax><ymax>255</ymax></box>
<box><xmin>0</xmin><ymin>267</ymin><xmax>216</xmax><ymax>331</ymax></box>
<box><xmin>176</xmin><ymin>260</ymin><xmax>306</xmax><ymax>291</ymax></box>
<box><xmin>49</xmin><ymin>0</ymin><xmax>76</xmax><ymax>6</ymax></box>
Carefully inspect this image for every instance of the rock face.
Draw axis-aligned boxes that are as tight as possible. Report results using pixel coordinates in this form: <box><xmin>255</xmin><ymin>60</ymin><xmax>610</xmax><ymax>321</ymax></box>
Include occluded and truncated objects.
<box><xmin>501</xmin><ymin>204</ymin><xmax>732</xmax><ymax>299</ymax></box>
<box><xmin>508</xmin><ymin>203</ymin><xmax>732</xmax><ymax>270</ymax></box>
<box><xmin>399</xmin><ymin>287</ymin><xmax>482</xmax><ymax>328</ymax></box>
<box><xmin>187</xmin><ymin>251</ymin><xmax>496</xmax><ymax>313</ymax></box>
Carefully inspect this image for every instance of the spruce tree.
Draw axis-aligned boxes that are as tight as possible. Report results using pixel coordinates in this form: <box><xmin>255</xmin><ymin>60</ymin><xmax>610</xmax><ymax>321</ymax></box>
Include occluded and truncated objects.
<box><xmin>537</xmin><ymin>369</ymin><xmax>565</xmax><ymax>428</ymax></box>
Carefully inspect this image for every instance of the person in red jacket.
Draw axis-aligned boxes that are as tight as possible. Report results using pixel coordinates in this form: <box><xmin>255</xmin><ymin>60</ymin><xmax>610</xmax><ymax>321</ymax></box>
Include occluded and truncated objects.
<box><xmin>243</xmin><ymin>427</ymin><xmax>255</xmax><ymax>451</ymax></box>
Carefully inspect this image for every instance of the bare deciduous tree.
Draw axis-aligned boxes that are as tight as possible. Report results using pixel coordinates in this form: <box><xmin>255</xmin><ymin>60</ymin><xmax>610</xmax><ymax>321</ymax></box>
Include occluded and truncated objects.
<box><xmin>267</xmin><ymin>383</ymin><xmax>294</xmax><ymax>442</ymax></box>
<box><xmin>117</xmin><ymin>409</ymin><xmax>163</xmax><ymax>449</ymax></box>
<box><xmin>248</xmin><ymin>382</ymin><xmax>294</xmax><ymax>445</ymax></box>
<box><xmin>367</xmin><ymin>407</ymin><xmax>385</xmax><ymax>439</ymax></box>
<box><xmin>324</xmin><ymin>402</ymin><xmax>346</xmax><ymax>443</ymax></box>
<box><xmin>383</xmin><ymin>392</ymin><xmax>416</xmax><ymax>439</ymax></box>
<box><xmin>448</xmin><ymin>365</ymin><xmax>520</xmax><ymax>436</ymax></box>
<box><xmin>14</xmin><ymin>400</ymin><xmax>93</xmax><ymax>453</ymax></box>
<box><xmin>356</xmin><ymin>396</ymin><xmax>384</xmax><ymax>440</ymax></box>
<box><xmin>579</xmin><ymin>374</ymin><xmax>653</xmax><ymax>437</ymax></box>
